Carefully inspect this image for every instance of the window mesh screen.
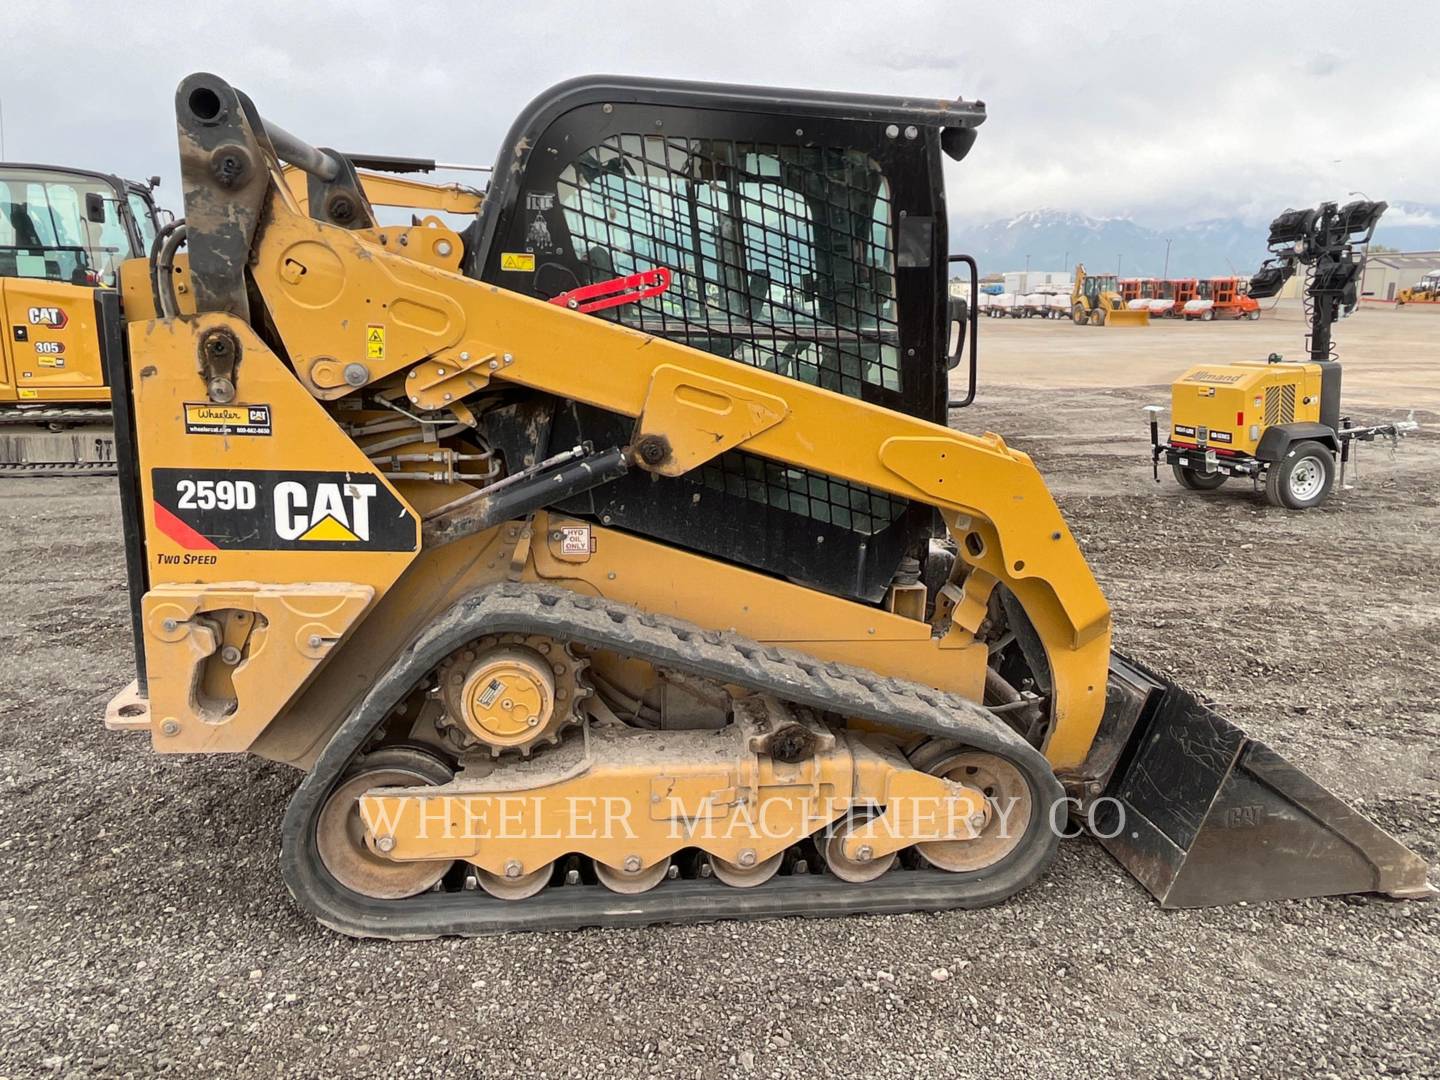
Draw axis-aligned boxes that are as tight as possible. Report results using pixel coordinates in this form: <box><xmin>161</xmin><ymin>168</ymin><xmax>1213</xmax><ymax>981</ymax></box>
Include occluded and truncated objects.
<box><xmin>698</xmin><ymin>451</ymin><xmax>905</xmax><ymax>534</ymax></box>
<box><xmin>556</xmin><ymin>135</ymin><xmax>900</xmax><ymax>397</ymax></box>
<box><xmin>553</xmin><ymin>134</ymin><xmax>907</xmax><ymax>536</ymax></box>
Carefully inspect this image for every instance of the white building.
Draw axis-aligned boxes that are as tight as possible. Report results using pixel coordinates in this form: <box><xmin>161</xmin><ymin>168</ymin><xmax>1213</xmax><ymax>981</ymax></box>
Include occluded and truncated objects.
<box><xmin>1361</xmin><ymin>251</ymin><xmax>1440</xmax><ymax>301</ymax></box>
<box><xmin>1002</xmin><ymin>271</ymin><xmax>1072</xmax><ymax>294</ymax></box>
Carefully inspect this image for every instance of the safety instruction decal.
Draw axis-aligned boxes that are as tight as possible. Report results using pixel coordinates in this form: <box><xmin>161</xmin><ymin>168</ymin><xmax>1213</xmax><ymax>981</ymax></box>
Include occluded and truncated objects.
<box><xmin>559</xmin><ymin>524</ymin><xmax>594</xmax><ymax>556</ymax></box>
<box><xmin>184</xmin><ymin>402</ymin><xmax>273</xmax><ymax>437</ymax></box>
<box><xmin>366</xmin><ymin>324</ymin><xmax>386</xmax><ymax>360</ymax></box>
<box><xmin>151</xmin><ymin>468</ymin><xmax>416</xmax><ymax>552</ymax></box>
<box><xmin>500</xmin><ymin>252</ymin><xmax>536</xmax><ymax>272</ymax></box>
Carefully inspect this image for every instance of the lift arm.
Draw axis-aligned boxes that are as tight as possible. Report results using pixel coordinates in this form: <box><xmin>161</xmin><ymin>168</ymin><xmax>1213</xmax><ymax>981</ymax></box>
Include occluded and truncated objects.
<box><xmin>160</xmin><ymin>72</ymin><xmax>1114</xmax><ymax>769</ymax></box>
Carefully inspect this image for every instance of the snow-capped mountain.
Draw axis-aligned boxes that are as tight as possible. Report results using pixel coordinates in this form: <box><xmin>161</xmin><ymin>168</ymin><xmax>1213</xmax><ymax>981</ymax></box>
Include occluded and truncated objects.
<box><xmin>952</xmin><ymin>205</ymin><xmax>1440</xmax><ymax>278</ymax></box>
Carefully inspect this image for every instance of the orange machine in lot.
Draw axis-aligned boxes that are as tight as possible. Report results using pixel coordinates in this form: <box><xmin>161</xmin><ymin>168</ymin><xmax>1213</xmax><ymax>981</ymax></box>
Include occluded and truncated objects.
<box><xmin>1146</xmin><ymin>278</ymin><xmax>1197</xmax><ymax>318</ymax></box>
<box><xmin>1182</xmin><ymin>276</ymin><xmax>1261</xmax><ymax>321</ymax></box>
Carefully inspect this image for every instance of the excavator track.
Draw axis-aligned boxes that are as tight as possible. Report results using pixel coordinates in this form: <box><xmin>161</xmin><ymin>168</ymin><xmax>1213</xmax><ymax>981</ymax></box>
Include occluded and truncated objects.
<box><xmin>0</xmin><ymin>407</ymin><xmax>116</xmax><ymax>477</ymax></box>
<box><xmin>281</xmin><ymin>582</ymin><xmax>1065</xmax><ymax>939</ymax></box>
<box><xmin>0</xmin><ymin>407</ymin><xmax>113</xmax><ymax>426</ymax></box>
<box><xmin>0</xmin><ymin>461</ymin><xmax>117</xmax><ymax>478</ymax></box>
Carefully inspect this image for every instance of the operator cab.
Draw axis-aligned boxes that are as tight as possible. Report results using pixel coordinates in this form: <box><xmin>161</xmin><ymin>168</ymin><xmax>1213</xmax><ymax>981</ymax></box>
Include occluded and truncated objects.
<box><xmin>455</xmin><ymin>76</ymin><xmax>984</xmax><ymax>602</ymax></box>
<box><xmin>0</xmin><ymin>165</ymin><xmax>160</xmax><ymax>287</ymax></box>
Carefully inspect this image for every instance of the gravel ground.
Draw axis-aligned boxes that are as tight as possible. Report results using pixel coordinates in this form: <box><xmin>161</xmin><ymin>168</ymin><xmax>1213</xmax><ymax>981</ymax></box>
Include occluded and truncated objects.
<box><xmin>0</xmin><ymin>381</ymin><xmax>1436</xmax><ymax>1079</ymax></box>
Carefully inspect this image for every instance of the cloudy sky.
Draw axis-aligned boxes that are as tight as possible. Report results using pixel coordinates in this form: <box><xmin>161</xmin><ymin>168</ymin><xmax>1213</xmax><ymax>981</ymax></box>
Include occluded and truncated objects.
<box><xmin>8</xmin><ymin>1</ymin><xmax>1437</xmax><ymax>227</ymax></box>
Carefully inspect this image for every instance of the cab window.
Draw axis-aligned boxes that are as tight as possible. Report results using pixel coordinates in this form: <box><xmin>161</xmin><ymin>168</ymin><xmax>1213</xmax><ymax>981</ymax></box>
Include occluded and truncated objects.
<box><xmin>127</xmin><ymin>191</ymin><xmax>159</xmax><ymax>254</ymax></box>
<box><xmin>0</xmin><ymin>170</ymin><xmax>133</xmax><ymax>286</ymax></box>
<box><xmin>556</xmin><ymin>136</ymin><xmax>901</xmax><ymax>396</ymax></box>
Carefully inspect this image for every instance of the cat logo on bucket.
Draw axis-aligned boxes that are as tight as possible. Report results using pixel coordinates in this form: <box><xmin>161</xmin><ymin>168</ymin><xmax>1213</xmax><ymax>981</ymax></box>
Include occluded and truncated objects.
<box><xmin>275</xmin><ymin>481</ymin><xmax>375</xmax><ymax>543</ymax></box>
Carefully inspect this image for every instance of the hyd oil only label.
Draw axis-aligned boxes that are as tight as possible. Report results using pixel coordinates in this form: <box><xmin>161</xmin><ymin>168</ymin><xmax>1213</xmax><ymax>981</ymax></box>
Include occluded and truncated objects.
<box><xmin>184</xmin><ymin>402</ymin><xmax>273</xmax><ymax>437</ymax></box>
<box><xmin>151</xmin><ymin>469</ymin><xmax>416</xmax><ymax>552</ymax></box>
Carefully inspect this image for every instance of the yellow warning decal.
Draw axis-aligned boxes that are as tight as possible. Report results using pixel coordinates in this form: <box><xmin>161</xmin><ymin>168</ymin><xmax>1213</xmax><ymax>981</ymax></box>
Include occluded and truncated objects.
<box><xmin>298</xmin><ymin>514</ymin><xmax>360</xmax><ymax>542</ymax></box>
<box><xmin>18</xmin><ymin>388</ymin><xmax>38</xmax><ymax>399</ymax></box>
<box><xmin>500</xmin><ymin>252</ymin><xmax>535</xmax><ymax>272</ymax></box>
<box><xmin>365</xmin><ymin>325</ymin><xmax>386</xmax><ymax>361</ymax></box>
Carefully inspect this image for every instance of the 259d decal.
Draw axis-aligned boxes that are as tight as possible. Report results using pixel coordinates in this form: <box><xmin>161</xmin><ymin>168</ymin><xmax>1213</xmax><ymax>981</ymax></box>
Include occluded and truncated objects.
<box><xmin>151</xmin><ymin>469</ymin><xmax>417</xmax><ymax>552</ymax></box>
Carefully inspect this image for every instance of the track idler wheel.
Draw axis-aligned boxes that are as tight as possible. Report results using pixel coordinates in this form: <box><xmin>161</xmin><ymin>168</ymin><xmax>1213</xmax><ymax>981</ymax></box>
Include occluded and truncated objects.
<box><xmin>314</xmin><ymin>748</ymin><xmax>454</xmax><ymax>900</ymax></box>
<box><xmin>914</xmin><ymin>750</ymin><xmax>1032</xmax><ymax>873</ymax></box>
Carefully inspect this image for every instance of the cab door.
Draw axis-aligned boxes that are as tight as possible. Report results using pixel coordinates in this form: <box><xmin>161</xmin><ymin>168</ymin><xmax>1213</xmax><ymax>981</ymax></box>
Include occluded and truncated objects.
<box><xmin>0</xmin><ymin>279</ymin><xmax>108</xmax><ymax>403</ymax></box>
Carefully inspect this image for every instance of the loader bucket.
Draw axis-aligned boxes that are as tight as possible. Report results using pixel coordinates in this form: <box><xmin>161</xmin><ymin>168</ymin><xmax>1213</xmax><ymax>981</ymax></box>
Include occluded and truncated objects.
<box><xmin>1106</xmin><ymin>308</ymin><xmax>1151</xmax><ymax>327</ymax></box>
<box><xmin>1089</xmin><ymin>656</ymin><xmax>1434</xmax><ymax>908</ymax></box>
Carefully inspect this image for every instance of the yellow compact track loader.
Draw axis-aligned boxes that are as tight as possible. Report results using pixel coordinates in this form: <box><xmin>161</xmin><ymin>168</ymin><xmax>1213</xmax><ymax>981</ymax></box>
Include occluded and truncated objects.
<box><xmin>102</xmin><ymin>74</ymin><xmax>1432</xmax><ymax>937</ymax></box>
<box><xmin>0</xmin><ymin>164</ymin><xmax>162</xmax><ymax>474</ymax></box>
<box><xmin>1070</xmin><ymin>263</ymin><xmax>1149</xmax><ymax>327</ymax></box>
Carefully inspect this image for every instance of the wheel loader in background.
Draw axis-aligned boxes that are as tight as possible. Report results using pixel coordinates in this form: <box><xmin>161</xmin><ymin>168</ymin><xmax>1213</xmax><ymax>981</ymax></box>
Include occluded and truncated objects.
<box><xmin>101</xmin><ymin>73</ymin><xmax>1431</xmax><ymax>937</ymax></box>
<box><xmin>1395</xmin><ymin>269</ymin><xmax>1439</xmax><ymax>305</ymax></box>
<box><xmin>0</xmin><ymin>163</ymin><xmax>162</xmax><ymax>475</ymax></box>
<box><xmin>1070</xmin><ymin>263</ymin><xmax>1149</xmax><ymax>326</ymax></box>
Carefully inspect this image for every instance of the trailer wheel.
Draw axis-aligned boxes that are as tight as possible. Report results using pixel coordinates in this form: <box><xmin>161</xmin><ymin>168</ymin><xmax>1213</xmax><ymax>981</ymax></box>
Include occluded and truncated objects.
<box><xmin>1172</xmin><ymin>463</ymin><xmax>1227</xmax><ymax>490</ymax></box>
<box><xmin>1264</xmin><ymin>440</ymin><xmax>1335</xmax><ymax>509</ymax></box>
<box><xmin>1247</xmin><ymin>309</ymin><xmax>1261</xmax><ymax>321</ymax></box>
<box><xmin>1071</xmin><ymin>304</ymin><xmax>1087</xmax><ymax>325</ymax></box>
<box><xmin>1200</xmin><ymin>309</ymin><xmax>1214</xmax><ymax>321</ymax></box>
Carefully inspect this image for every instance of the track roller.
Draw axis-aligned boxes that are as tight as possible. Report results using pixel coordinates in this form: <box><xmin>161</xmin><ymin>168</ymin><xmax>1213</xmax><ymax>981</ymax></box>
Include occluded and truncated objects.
<box><xmin>475</xmin><ymin>862</ymin><xmax>555</xmax><ymax>901</ymax></box>
<box><xmin>709</xmin><ymin>851</ymin><xmax>784</xmax><ymax>888</ymax></box>
<box><xmin>823</xmin><ymin>813</ymin><xmax>897</xmax><ymax>883</ymax></box>
<box><xmin>595</xmin><ymin>856</ymin><xmax>672</xmax><ymax>894</ymax></box>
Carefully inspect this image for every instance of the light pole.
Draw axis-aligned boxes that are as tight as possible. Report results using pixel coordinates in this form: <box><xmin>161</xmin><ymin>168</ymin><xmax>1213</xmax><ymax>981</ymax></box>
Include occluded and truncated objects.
<box><xmin>1116</xmin><ymin>253</ymin><xmax>1123</xmax><ymax>277</ymax></box>
<box><xmin>1162</xmin><ymin>238</ymin><xmax>1172</xmax><ymax>280</ymax></box>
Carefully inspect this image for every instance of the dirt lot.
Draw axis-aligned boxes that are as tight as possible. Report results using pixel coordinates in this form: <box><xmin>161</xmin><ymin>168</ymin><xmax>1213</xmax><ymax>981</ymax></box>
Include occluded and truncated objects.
<box><xmin>981</xmin><ymin>298</ymin><xmax>1440</xmax><ymax>411</ymax></box>
<box><xmin>0</xmin><ymin>304</ymin><xmax>1436</xmax><ymax>1079</ymax></box>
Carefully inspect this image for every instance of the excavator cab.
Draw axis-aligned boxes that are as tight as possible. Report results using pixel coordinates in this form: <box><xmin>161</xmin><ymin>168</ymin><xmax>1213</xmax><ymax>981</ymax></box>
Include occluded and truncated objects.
<box><xmin>0</xmin><ymin>165</ymin><xmax>161</xmax><ymax>472</ymax></box>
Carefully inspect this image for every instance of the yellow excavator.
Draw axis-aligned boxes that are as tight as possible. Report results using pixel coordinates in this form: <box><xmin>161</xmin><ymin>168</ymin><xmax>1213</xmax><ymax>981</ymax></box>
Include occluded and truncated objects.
<box><xmin>0</xmin><ymin>163</ymin><xmax>163</xmax><ymax>474</ymax></box>
<box><xmin>1070</xmin><ymin>263</ymin><xmax>1149</xmax><ymax>326</ymax></box>
<box><xmin>100</xmin><ymin>73</ymin><xmax>1430</xmax><ymax>936</ymax></box>
<box><xmin>0</xmin><ymin>161</ymin><xmax>477</xmax><ymax>477</ymax></box>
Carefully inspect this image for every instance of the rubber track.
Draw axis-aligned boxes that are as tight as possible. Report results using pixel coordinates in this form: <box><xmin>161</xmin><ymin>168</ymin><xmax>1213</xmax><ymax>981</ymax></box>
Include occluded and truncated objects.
<box><xmin>280</xmin><ymin>582</ymin><xmax>1065</xmax><ymax>938</ymax></box>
